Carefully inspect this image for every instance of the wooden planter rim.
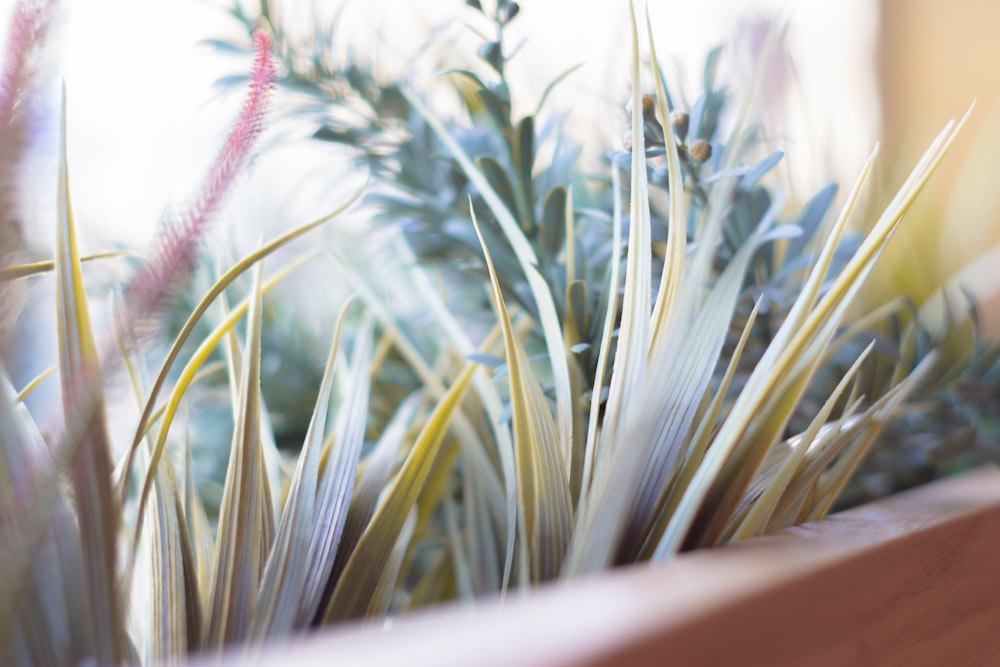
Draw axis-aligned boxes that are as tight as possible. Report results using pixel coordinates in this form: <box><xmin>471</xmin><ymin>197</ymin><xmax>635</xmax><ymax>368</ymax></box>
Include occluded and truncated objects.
<box><xmin>200</xmin><ymin>465</ymin><xmax>1000</xmax><ymax>667</ymax></box>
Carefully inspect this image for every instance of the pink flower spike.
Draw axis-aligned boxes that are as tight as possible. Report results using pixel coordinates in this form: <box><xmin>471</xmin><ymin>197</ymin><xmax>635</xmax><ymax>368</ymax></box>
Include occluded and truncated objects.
<box><xmin>0</xmin><ymin>0</ymin><xmax>56</xmax><ymax>132</ymax></box>
<box><xmin>178</xmin><ymin>29</ymin><xmax>278</xmax><ymax>243</ymax></box>
<box><xmin>122</xmin><ymin>28</ymin><xmax>277</xmax><ymax>335</ymax></box>
<box><xmin>0</xmin><ymin>0</ymin><xmax>57</xmax><ymax>256</ymax></box>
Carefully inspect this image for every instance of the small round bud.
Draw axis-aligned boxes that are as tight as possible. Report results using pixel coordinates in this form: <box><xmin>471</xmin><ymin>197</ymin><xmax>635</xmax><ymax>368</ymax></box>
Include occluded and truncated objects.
<box><xmin>626</xmin><ymin>93</ymin><xmax>655</xmax><ymax>118</ymax></box>
<box><xmin>688</xmin><ymin>139</ymin><xmax>712</xmax><ymax>162</ymax></box>
<box><xmin>669</xmin><ymin>110</ymin><xmax>689</xmax><ymax>141</ymax></box>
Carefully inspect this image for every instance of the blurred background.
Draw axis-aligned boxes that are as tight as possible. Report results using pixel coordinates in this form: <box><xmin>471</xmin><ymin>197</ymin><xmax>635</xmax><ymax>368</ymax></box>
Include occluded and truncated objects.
<box><xmin>2</xmin><ymin>0</ymin><xmax>999</xmax><ymax>376</ymax></box>
<box><xmin>3</xmin><ymin>0</ymin><xmax>882</xmax><ymax>243</ymax></box>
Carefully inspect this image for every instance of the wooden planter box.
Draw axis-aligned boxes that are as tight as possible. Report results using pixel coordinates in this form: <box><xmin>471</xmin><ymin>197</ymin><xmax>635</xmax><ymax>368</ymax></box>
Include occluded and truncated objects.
<box><xmin>204</xmin><ymin>466</ymin><xmax>1000</xmax><ymax>666</ymax></box>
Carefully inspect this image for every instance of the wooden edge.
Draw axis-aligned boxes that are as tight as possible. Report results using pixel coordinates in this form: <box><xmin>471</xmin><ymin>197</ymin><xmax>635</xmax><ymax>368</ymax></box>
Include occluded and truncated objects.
<box><xmin>200</xmin><ymin>466</ymin><xmax>1000</xmax><ymax>667</ymax></box>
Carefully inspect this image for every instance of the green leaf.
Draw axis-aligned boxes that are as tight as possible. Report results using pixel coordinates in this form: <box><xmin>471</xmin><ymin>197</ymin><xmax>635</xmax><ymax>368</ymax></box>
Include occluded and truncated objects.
<box><xmin>0</xmin><ymin>250</ymin><xmax>132</xmax><ymax>282</ymax></box>
<box><xmin>540</xmin><ymin>187</ymin><xmax>567</xmax><ymax>261</ymax></box>
<box><xmin>474</xmin><ymin>212</ymin><xmax>572</xmax><ymax>582</ymax></box>
<box><xmin>646</xmin><ymin>8</ymin><xmax>690</xmax><ymax>345</ymax></box>
<box><xmin>299</xmin><ymin>316</ymin><xmax>374</xmax><ymax>622</ymax></box>
<box><xmin>365</xmin><ymin>508</ymin><xmax>417</xmax><ymax>616</ymax></box>
<box><xmin>808</xmin><ymin>354</ymin><xmax>938</xmax><ymax>520</ymax></box>
<box><xmin>477</xmin><ymin>85</ymin><xmax>510</xmax><ymax>129</ymax></box>
<box><xmin>250</xmin><ymin>300</ymin><xmax>356</xmax><ymax>637</ymax></box>
<box><xmin>53</xmin><ymin>89</ymin><xmax>124</xmax><ymax>664</ymax></box>
<box><xmin>405</xmin><ymin>90</ymin><xmax>575</xmax><ymax>538</ymax></box>
<box><xmin>148</xmin><ymin>447</ymin><xmax>202</xmax><ymax>659</ymax></box>
<box><xmin>635</xmin><ymin>300</ymin><xmax>763</xmax><ymax>559</ymax></box>
<box><xmin>656</xmin><ymin>102</ymin><xmax>972</xmax><ymax>558</ymax></box>
<box><xmin>182</xmin><ymin>429</ymin><xmax>215</xmax><ymax>615</ymax></box>
<box><xmin>403</xmin><ymin>88</ymin><xmax>536</xmax><ymax>267</ymax></box>
<box><xmin>123</xmin><ymin>254</ymin><xmax>313</xmax><ymax>597</ymax></box>
<box><xmin>728</xmin><ymin>343</ymin><xmax>873</xmax><ymax>541</ymax></box>
<box><xmin>203</xmin><ymin>263</ymin><xmax>274</xmax><ymax>647</ymax></box>
<box><xmin>512</xmin><ymin>115</ymin><xmax>536</xmax><ymax>234</ymax></box>
<box><xmin>118</xmin><ymin>181</ymin><xmax>364</xmax><ymax>506</ymax></box>
<box><xmin>389</xmin><ymin>241</ymin><xmax>518</xmax><ymax>593</ymax></box>
<box><xmin>786</xmin><ymin>183</ymin><xmax>837</xmax><ymax>259</ymax></box>
<box><xmin>477</xmin><ymin>156</ymin><xmax>519</xmax><ymax>223</ymax></box>
<box><xmin>330</xmin><ymin>394</ymin><xmax>420</xmax><ymax>583</ymax></box>
<box><xmin>620</xmin><ymin>197</ymin><xmax>776</xmax><ymax>560</ymax></box>
<box><xmin>0</xmin><ymin>369</ymin><xmax>93</xmax><ymax>664</ymax></box>
<box><xmin>591</xmin><ymin>0</ymin><xmax>651</xmax><ymax>479</ymax></box>
<box><xmin>576</xmin><ymin>167</ymin><xmax>624</xmax><ymax>513</ymax></box>
<box><xmin>324</xmin><ymin>363</ymin><xmax>476</xmax><ymax>621</ymax></box>
<box><xmin>477</xmin><ymin>41</ymin><xmax>503</xmax><ymax>75</ymax></box>
<box><xmin>498</xmin><ymin>1</ymin><xmax>520</xmax><ymax>24</ymax></box>
<box><xmin>739</xmin><ymin>151</ymin><xmax>784</xmax><ymax>191</ymax></box>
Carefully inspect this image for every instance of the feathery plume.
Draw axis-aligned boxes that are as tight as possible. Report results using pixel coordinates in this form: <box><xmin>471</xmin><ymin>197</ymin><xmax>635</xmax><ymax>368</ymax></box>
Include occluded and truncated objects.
<box><xmin>0</xmin><ymin>0</ymin><xmax>56</xmax><ymax>146</ymax></box>
<box><xmin>0</xmin><ymin>0</ymin><xmax>57</xmax><ymax>234</ymax></box>
<box><xmin>0</xmin><ymin>0</ymin><xmax>58</xmax><ymax>345</ymax></box>
<box><xmin>121</xmin><ymin>28</ymin><xmax>277</xmax><ymax>338</ymax></box>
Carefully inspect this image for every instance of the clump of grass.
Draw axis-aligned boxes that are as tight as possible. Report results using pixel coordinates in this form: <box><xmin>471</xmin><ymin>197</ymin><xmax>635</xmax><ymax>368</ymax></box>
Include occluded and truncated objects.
<box><xmin>0</xmin><ymin>0</ymin><xmax>991</xmax><ymax>665</ymax></box>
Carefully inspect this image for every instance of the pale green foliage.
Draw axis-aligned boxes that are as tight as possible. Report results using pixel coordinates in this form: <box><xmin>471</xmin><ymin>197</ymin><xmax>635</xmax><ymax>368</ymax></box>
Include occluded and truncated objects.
<box><xmin>0</xmin><ymin>1</ymin><xmax>984</xmax><ymax>665</ymax></box>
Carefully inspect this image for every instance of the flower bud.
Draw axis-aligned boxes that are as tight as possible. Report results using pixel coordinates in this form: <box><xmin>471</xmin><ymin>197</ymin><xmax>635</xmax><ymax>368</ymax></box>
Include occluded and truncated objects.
<box><xmin>669</xmin><ymin>111</ymin><xmax>689</xmax><ymax>141</ymax></box>
<box><xmin>689</xmin><ymin>139</ymin><xmax>712</xmax><ymax>162</ymax></box>
<box><xmin>626</xmin><ymin>94</ymin><xmax>655</xmax><ymax>118</ymax></box>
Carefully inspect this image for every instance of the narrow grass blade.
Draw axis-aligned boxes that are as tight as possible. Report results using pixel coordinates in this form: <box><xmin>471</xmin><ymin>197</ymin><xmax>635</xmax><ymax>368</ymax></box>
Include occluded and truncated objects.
<box><xmin>119</xmin><ymin>181</ymin><xmax>363</xmax><ymax>501</ymax></box>
<box><xmin>634</xmin><ymin>300</ymin><xmax>762</xmax><ymax>559</ymax></box>
<box><xmin>474</xmin><ymin>212</ymin><xmax>572</xmax><ymax>582</ymax></box>
<box><xmin>728</xmin><ymin>343</ymin><xmax>873</xmax><ymax>541</ymax></box>
<box><xmin>250</xmin><ymin>300</ymin><xmax>354</xmax><ymax>637</ymax></box>
<box><xmin>328</xmin><ymin>237</ymin><xmax>513</xmax><ymax>589</ymax></box>
<box><xmin>579</xmin><ymin>167</ymin><xmax>624</xmax><ymax>504</ymax></box>
<box><xmin>15</xmin><ymin>365</ymin><xmax>56</xmax><ymax>403</ymax></box>
<box><xmin>203</xmin><ymin>263</ymin><xmax>273</xmax><ymax>648</ymax></box>
<box><xmin>766</xmin><ymin>398</ymin><xmax>866</xmax><ymax>531</ymax></box>
<box><xmin>111</xmin><ymin>316</ymin><xmax>203</xmax><ymax>661</ymax></box>
<box><xmin>298</xmin><ymin>316</ymin><xmax>374</xmax><ymax>623</ymax></box>
<box><xmin>124</xmin><ymin>254</ymin><xmax>311</xmax><ymax>594</ymax></box>
<box><xmin>0</xmin><ymin>369</ymin><xmax>92</xmax><ymax>664</ymax></box>
<box><xmin>808</xmin><ymin>352</ymin><xmax>938</xmax><ymax>519</ymax></box>
<box><xmin>148</xmin><ymin>450</ymin><xmax>203</xmax><ymax>661</ymax></box>
<box><xmin>53</xmin><ymin>89</ymin><xmax>123</xmax><ymax>664</ymax></box>
<box><xmin>323</xmin><ymin>362</ymin><xmax>475</xmax><ymax>622</ymax></box>
<box><xmin>329</xmin><ymin>393</ymin><xmax>419</xmax><ymax>588</ymax></box>
<box><xmin>365</xmin><ymin>508</ymin><xmax>417</xmax><ymax>617</ymax></box>
<box><xmin>393</xmin><ymin>234</ymin><xmax>517</xmax><ymax>594</ymax></box>
<box><xmin>182</xmin><ymin>426</ymin><xmax>216</xmax><ymax>615</ymax></box>
<box><xmin>620</xmin><ymin>202</ymin><xmax>775</xmax><ymax>560</ymax></box>
<box><xmin>646</xmin><ymin>8</ymin><xmax>689</xmax><ymax>343</ymax></box>
<box><xmin>215</xmin><ymin>288</ymin><xmax>286</xmax><ymax>522</ymax></box>
<box><xmin>655</xmin><ymin>105</ymin><xmax>970</xmax><ymax>559</ymax></box>
<box><xmin>696</xmin><ymin>109</ymin><xmax>973</xmax><ymax>547</ymax></box>
<box><xmin>0</xmin><ymin>250</ymin><xmax>132</xmax><ymax>282</ymax></box>
<box><xmin>600</xmin><ymin>0</ymin><xmax>651</xmax><ymax>449</ymax></box>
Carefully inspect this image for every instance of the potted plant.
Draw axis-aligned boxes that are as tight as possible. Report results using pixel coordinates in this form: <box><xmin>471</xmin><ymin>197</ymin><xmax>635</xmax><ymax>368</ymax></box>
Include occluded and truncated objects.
<box><xmin>2</xmin><ymin>1</ymin><xmax>998</xmax><ymax>665</ymax></box>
